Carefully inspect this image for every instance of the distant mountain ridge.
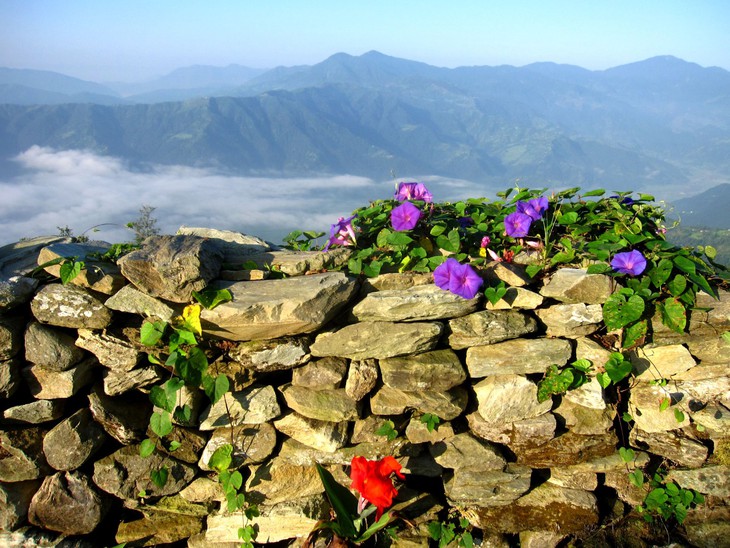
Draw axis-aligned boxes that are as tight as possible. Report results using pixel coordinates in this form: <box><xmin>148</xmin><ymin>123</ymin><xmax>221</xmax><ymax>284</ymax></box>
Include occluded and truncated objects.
<box><xmin>0</xmin><ymin>52</ymin><xmax>729</xmax><ymax>193</ymax></box>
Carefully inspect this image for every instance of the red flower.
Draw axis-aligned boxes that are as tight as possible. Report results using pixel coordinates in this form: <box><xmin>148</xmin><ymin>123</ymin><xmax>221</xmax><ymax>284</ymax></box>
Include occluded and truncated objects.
<box><xmin>349</xmin><ymin>456</ymin><xmax>404</xmax><ymax>519</ymax></box>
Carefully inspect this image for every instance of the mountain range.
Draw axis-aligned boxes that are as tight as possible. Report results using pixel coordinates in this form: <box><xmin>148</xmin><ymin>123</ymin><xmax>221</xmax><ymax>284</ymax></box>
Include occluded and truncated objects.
<box><xmin>1</xmin><ymin>51</ymin><xmax>729</xmax><ymax>196</ymax></box>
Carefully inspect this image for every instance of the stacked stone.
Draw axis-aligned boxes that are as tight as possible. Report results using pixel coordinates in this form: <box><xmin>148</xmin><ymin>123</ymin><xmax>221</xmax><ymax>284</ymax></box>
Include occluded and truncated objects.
<box><xmin>0</xmin><ymin>230</ymin><xmax>728</xmax><ymax>547</ymax></box>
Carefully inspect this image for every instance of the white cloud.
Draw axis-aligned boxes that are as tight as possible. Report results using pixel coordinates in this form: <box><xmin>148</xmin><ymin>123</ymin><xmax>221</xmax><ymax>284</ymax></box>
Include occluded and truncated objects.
<box><xmin>1</xmin><ymin>147</ymin><xmax>500</xmax><ymax>247</ymax></box>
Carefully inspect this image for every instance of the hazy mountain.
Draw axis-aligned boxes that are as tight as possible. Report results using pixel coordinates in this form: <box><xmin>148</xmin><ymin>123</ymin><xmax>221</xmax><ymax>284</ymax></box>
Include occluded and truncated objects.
<box><xmin>0</xmin><ymin>67</ymin><xmax>123</xmax><ymax>104</ymax></box>
<box><xmin>106</xmin><ymin>64</ymin><xmax>268</xmax><ymax>101</ymax></box>
<box><xmin>0</xmin><ymin>52</ymin><xmax>728</xmax><ymax>193</ymax></box>
<box><xmin>669</xmin><ymin>183</ymin><xmax>730</xmax><ymax>229</ymax></box>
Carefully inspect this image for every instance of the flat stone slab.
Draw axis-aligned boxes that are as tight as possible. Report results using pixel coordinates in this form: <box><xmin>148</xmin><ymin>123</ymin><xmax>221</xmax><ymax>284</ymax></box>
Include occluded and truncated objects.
<box><xmin>352</xmin><ymin>284</ymin><xmax>480</xmax><ymax>322</ymax></box>
<box><xmin>201</xmin><ymin>272</ymin><xmax>358</xmax><ymax>341</ymax></box>
<box><xmin>310</xmin><ymin>321</ymin><xmax>443</xmax><ymax>360</ymax></box>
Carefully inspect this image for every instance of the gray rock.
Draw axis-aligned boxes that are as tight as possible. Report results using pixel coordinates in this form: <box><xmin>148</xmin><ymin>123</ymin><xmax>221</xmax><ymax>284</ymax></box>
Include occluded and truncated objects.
<box><xmin>447</xmin><ymin>310</ymin><xmax>538</xmax><ymax>350</ymax></box>
<box><xmin>0</xmin><ymin>427</ymin><xmax>51</xmax><ymax>482</ymax></box>
<box><xmin>199</xmin><ymin>384</ymin><xmax>281</xmax><ymax>430</ymax></box>
<box><xmin>370</xmin><ymin>384</ymin><xmax>468</xmax><ymax>420</ymax></box>
<box><xmin>102</xmin><ymin>365</ymin><xmax>164</xmax><ymax>396</ymax></box>
<box><xmin>75</xmin><ymin>328</ymin><xmax>142</xmax><ymax>371</ymax></box>
<box><xmin>176</xmin><ymin>226</ymin><xmax>272</xmax><ymax>261</ymax></box>
<box><xmin>534</xmin><ymin>303</ymin><xmax>603</xmax><ymax>338</ymax></box>
<box><xmin>0</xmin><ymin>275</ymin><xmax>39</xmax><ymax>311</ymax></box>
<box><xmin>88</xmin><ymin>384</ymin><xmax>151</xmax><ymax>444</ymax></box>
<box><xmin>28</xmin><ymin>472</ymin><xmax>108</xmax><ymax>535</ymax></box>
<box><xmin>243</xmin><ymin>248</ymin><xmax>352</xmax><ymax>277</ymax></box>
<box><xmin>21</xmin><ymin>356</ymin><xmax>96</xmax><ymax>399</ymax></box>
<box><xmin>345</xmin><ymin>359</ymin><xmax>378</xmax><ymax>401</ymax></box>
<box><xmin>0</xmin><ymin>479</ymin><xmax>41</xmax><ymax>530</ymax></box>
<box><xmin>468</xmin><ymin>412</ymin><xmax>556</xmax><ymax>448</ymax></box>
<box><xmin>246</xmin><ymin>457</ymin><xmax>324</xmax><ymax>506</ymax></box>
<box><xmin>201</xmin><ymin>272</ymin><xmax>358</xmax><ymax>341</ymax></box>
<box><xmin>352</xmin><ymin>284</ymin><xmax>480</xmax><ymax>322</ymax></box>
<box><xmin>274</xmin><ymin>412</ymin><xmax>350</xmax><ymax>452</ymax></box>
<box><xmin>445</xmin><ymin>463</ymin><xmax>532</xmax><ymax>507</ymax></box>
<box><xmin>683</xmin><ymin>506</ymin><xmax>730</xmax><ymax>548</ymax></box>
<box><xmin>630</xmin><ymin>428</ymin><xmax>708</xmax><ymax>468</ymax></box>
<box><xmin>562</xmin><ymin>376</ymin><xmax>607</xmax><ymax>410</ymax></box>
<box><xmin>24</xmin><ymin>321</ymin><xmax>85</xmax><ymax>371</ymax></box>
<box><xmin>0</xmin><ymin>314</ymin><xmax>25</xmax><ymax>360</ymax></box>
<box><xmin>104</xmin><ymin>283</ymin><xmax>177</xmax><ymax>321</ymax></box>
<box><xmin>539</xmin><ymin>268</ymin><xmax>613</xmax><ymax>304</ymax></box>
<box><xmin>291</xmin><ymin>356</ymin><xmax>347</xmax><ymax>389</ymax></box>
<box><xmin>198</xmin><ymin>423</ymin><xmax>277</xmax><ymax>471</ymax></box>
<box><xmin>466</xmin><ymin>483</ymin><xmax>599</xmax><ymax>534</ymax></box>
<box><xmin>115</xmin><ymin>503</ymin><xmax>205</xmax><ymax>547</ymax></box>
<box><xmin>204</xmin><ymin>493</ymin><xmax>329</xmax><ymax>544</ymax></box>
<box><xmin>0</xmin><ymin>356</ymin><xmax>22</xmax><ymax>399</ymax></box>
<box><xmin>627</xmin><ymin>382</ymin><xmax>691</xmax><ymax>433</ymax></box>
<box><xmin>118</xmin><ymin>235</ymin><xmax>224</xmax><ymax>303</ymax></box>
<box><xmin>514</xmin><ymin>431</ymin><xmax>617</xmax><ymax>468</ymax></box>
<box><xmin>552</xmin><ymin>398</ymin><xmax>615</xmax><ymax>435</ymax></box>
<box><xmin>380</xmin><ymin>349</ymin><xmax>466</xmax><ymax>391</ymax></box>
<box><xmin>667</xmin><ymin>465</ymin><xmax>730</xmax><ymax>498</ymax></box>
<box><xmin>485</xmin><ymin>286</ymin><xmax>544</xmax><ymax>310</ymax></box>
<box><xmin>279</xmin><ymin>384</ymin><xmax>359</xmax><ymax>422</ymax></box>
<box><xmin>466</xmin><ymin>338</ymin><xmax>572</xmax><ymax>377</ymax></box>
<box><xmin>30</xmin><ymin>283</ymin><xmax>112</xmax><ymax>329</ymax></box>
<box><xmin>484</xmin><ymin>262</ymin><xmax>532</xmax><ymax>287</ymax></box>
<box><xmin>429</xmin><ymin>433</ymin><xmax>506</xmax><ymax>471</ymax></box>
<box><xmin>630</xmin><ymin>343</ymin><xmax>696</xmax><ymax>379</ymax></box>
<box><xmin>2</xmin><ymin>399</ymin><xmax>65</xmax><ymax>424</ymax></box>
<box><xmin>405</xmin><ymin>416</ymin><xmax>455</xmax><ymax>444</ymax></box>
<box><xmin>310</xmin><ymin>321</ymin><xmax>443</xmax><ymax>360</ymax></box>
<box><xmin>93</xmin><ymin>444</ymin><xmax>196</xmax><ymax>500</ymax></box>
<box><xmin>43</xmin><ymin>408</ymin><xmax>107</xmax><ymax>471</ymax></box>
<box><xmin>37</xmin><ymin>242</ymin><xmax>125</xmax><ymax>295</ymax></box>
<box><xmin>473</xmin><ymin>374</ymin><xmax>553</xmax><ymax>423</ymax></box>
<box><xmin>686</xmin><ymin>335</ymin><xmax>730</xmax><ymax>365</ymax></box>
<box><xmin>359</xmin><ymin>271</ymin><xmax>434</xmax><ymax>294</ymax></box>
<box><xmin>0</xmin><ymin>236</ymin><xmax>69</xmax><ymax>278</ymax></box>
<box><xmin>231</xmin><ymin>336</ymin><xmax>311</xmax><ymax>372</ymax></box>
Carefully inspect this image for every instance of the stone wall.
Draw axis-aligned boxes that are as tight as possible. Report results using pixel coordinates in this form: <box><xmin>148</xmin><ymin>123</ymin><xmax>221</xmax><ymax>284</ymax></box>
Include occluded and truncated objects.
<box><xmin>0</xmin><ymin>229</ymin><xmax>728</xmax><ymax>547</ymax></box>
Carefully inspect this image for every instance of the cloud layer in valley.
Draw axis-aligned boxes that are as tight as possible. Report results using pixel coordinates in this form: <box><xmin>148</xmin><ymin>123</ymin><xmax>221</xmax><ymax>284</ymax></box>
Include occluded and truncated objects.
<box><xmin>1</xmin><ymin>146</ymin><xmax>496</xmax><ymax>248</ymax></box>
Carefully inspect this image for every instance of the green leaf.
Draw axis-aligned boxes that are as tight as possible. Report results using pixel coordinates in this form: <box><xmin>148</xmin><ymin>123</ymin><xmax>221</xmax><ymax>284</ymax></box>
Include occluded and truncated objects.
<box><xmin>723</xmin><ymin>332</ymin><xmax>730</xmax><ymax>344</ymax></box>
<box><xmin>192</xmin><ymin>287</ymin><xmax>232</xmax><ymax>310</ymax></box>
<box><xmin>704</xmin><ymin>245</ymin><xmax>717</xmax><ymax>260</ymax></box>
<box><xmin>208</xmin><ymin>444</ymin><xmax>233</xmax><ymax>472</ymax></box>
<box><xmin>587</xmin><ymin>263</ymin><xmax>612</xmax><ymax>274</ymax></box>
<box><xmin>674</xmin><ymin>408</ymin><xmax>685</xmax><ymax>423</ymax></box>
<box><xmin>629</xmin><ymin>469</ymin><xmax>645</xmax><ymax>488</ymax></box>
<box><xmin>673</xmin><ymin>255</ymin><xmax>696</xmax><ymax>275</ymax></box>
<box><xmin>484</xmin><ymin>282</ymin><xmax>507</xmax><ymax>305</ymax></box>
<box><xmin>623</xmin><ymin>319</ymin><xmax>647</xmax><ymax>349</ymax></box>
<box><xmin>420</xmin><ymin>413</ymin><xmax>440</xmax><ymax>433</ymax></box>
<box><xmin>167</xmin><ymin>440</ymin><xmax>182</xmax><ymax>452</ymax></box>
<box><xmin>363</xmin><ymin>260</ymin><xmax>383</xmax><ymax>277</ymax></box>
<box><xmin>659</xmin><ymin>397</ymin><xmax>671</xmax><ymax>412</ymax></box>
<box><xmin>386</xmin><ymin>232</ymin><xmax>414</xmax><ymax>246</ymax></box>
<box><xmin>619</xmin><ymin>447</ymin><xmax>635</xmax><ymax>463</ymax></box>
<box><xmin>173</xmin><ymin>404</ymin><xmax>192</xmax><ymax>424</ymax></box>
<box><xmin>150</xmin><ymin>411</ymin><xmax>173</xmax><ymax>437</ymax></box>
<box><xmin>316</xmin><ymin>463</ymin><xmax>359</xmax><ymax>539</ymax></box>
<box><xmin>375</xmin><ymin>420</ymin><xmax>398</xmax><ymax>441</ymax></box>
<box><xmin>149</xmin><ymin>385</ymin><xmax>173</xmax><ymax>412</ymax></box>
<box><xmin>596</xmin><ymin>372</ymin><xmax>611</xmax><ymax>389</ymax></box>
<box><xmin>150</xmin><ymin>466</ymin><xmax>169</xmax><ymax>489</ymax></box>
<box><xmin>582</xmin><ymin>189</ymin><xmax>606</xmax><ymax>197</ymax></box>
<box><xmin>660</xmin><ymin>297</ymin><xmax>687</xmax><ymax>334</ymax></box>
<box><xmin>59</xmin><ymin>259</ymin><xmax>83</xmax><ymax>284</ymax></box>
<box><xmin>140</xmin><ymin>320</ymin><xmax>167</xmax><ymax>346</ymax></box>
<box><xmin>139</xmin><ymin>438</ymin><xmax>156</xmax><ymax>458</ymax></box>
<box><xmin>603</xmin><ymin>293</ymin><xmax>645</xmax><ymax>331</ymax></box>
<box><xmin>667</xmin><ymin>274</ymin><xmax>687</xmax><ymax>296</ymax></box>
<box><xmin>525</xmin><ymin>264</ymin><xmax>543</xmax><ymax>278</ymax></box>
<box><xmin>536</xmin><ymin>365</ymin><xmax>574</xmax><ymax>403</ymax></box>
<box><xmin>558</xmin><ymin>211</ymin><xmax>579</xmax><ymax>225</ymax></box>
<box><xmin>604</xmin><ymin>352</ymin><xmax>633</xmax><ymax>383</ymax></box>
<box><xmin>436</xmin><ymin>229</ymin><xmax>461</xmax><ymax>253</ymax></box>
<box><xmin>203</xmin><ymin>374</ymin><xmax>229</xmax><ymax>404</ymax></box>
<box><xmin>622</xmin><ymin>412</ymin><xmax>634</xmax><ymax>423</ymax></box>
<box><xmin>648</xmin><ymin>259</ymin><xmax>673</xmax><ymax>288</ymax></box>
<box><xmin>354</xmin><ymin>510</ymin><xmax>397</xmax><ymax>543</ymax></box>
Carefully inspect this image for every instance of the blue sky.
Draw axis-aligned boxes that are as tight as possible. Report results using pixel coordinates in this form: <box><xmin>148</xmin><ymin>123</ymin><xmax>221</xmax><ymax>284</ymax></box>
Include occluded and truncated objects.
<box><xmin>1</xmin><ymin>0</ymin><xmax>729</xmax><ymax>81</ymax></box>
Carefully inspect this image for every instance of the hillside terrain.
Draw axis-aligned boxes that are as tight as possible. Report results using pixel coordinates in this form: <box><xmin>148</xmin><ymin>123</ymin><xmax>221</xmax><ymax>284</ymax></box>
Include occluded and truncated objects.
<box><xmin>1</xmin><ymin>52</ymin><xmax>729</xmax><ymax>192</ymax></box>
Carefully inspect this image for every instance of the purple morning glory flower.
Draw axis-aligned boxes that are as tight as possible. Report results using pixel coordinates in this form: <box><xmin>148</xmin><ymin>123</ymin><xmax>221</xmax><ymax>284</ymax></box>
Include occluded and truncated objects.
<box><xmin>433</xmin><ymin>258</ymin><xmax>483</xmax><ymax>299</ymax></box>
<box><xmin>395</xmin><ymin>182</ymin><xmax>433</xmax><ymax>203</ymax></box>
<box><xmin>391</xmin><ymin>201</ymin><xmax>422</xmax><ymax>231</ymax></box>
<box><xmin>324</xmin><ymin>215</ymin><xmax>357</xmax><ymax>251</ymax></box>
<box><xmin>504</xmin><ymin>211</ymin><xmax>533</xmax><ymax>238</ymax></box>
<box><xmin>611</xmin><ymin>250</ymin><xmax>647</xmax><ymax>276</ymax></box>
<box><xmin>433</xmin><ymin>258</ymin><xmax>461</xmax><ymax>291</ymax></box>
<box><xmin>516</xmin><ymin>197</ymin><xmax>549</xmax><ymax>221</ymax></box>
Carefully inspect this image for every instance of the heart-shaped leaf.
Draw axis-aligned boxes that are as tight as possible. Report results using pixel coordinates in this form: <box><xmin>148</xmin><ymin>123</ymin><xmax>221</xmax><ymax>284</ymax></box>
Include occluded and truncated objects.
<box><xmin>603</xmin><ymin>293</ymin><xmax>645</xmax><ymax>331</ymax></box>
